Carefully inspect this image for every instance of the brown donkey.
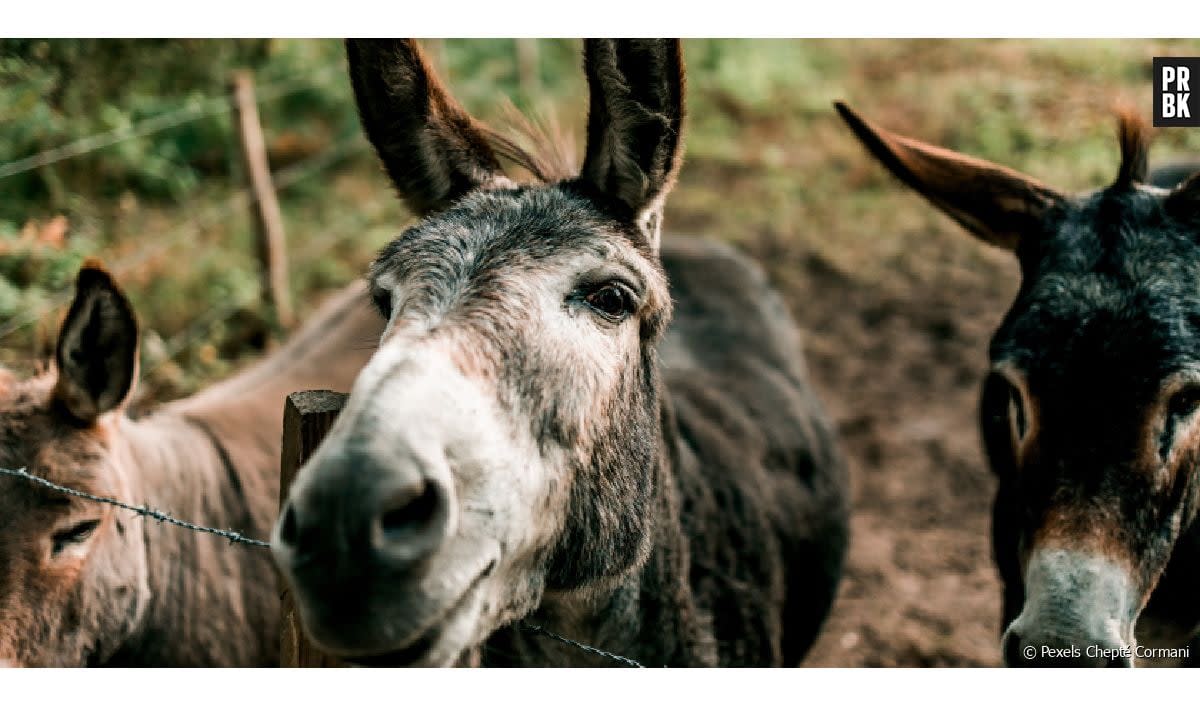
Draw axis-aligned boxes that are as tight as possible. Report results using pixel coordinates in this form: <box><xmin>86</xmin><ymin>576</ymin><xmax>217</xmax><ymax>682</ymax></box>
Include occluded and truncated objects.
<box><xmin>0</xmin><ymin>266</ymin><xmax>383</xmax><ymax>666</ymax></box>
<box><xmin>272</xmin><ymin>39</ymin><xmax>849</xmax><ymax>667</ymax></box>
<box><xmin>838</xmin><ymin>103</ymin><xmax>1200</xmax><ymax>666</ymax></box>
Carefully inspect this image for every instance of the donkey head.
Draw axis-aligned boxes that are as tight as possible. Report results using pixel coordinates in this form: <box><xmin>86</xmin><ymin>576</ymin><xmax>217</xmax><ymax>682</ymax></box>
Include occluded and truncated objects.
<box><xmin>839</xmin><ymin>103</ymin><xmax>1200</xmax><ymax>667</ymax></box>
<box><xmin>0</xmin><ymin>265</ymin><xmax>150</xmax><ymax>666</ymax></box>
<box><xmin>272</xmin><ymin>39</ymin><xmax>685</xmax><ymax>665</ymax></box>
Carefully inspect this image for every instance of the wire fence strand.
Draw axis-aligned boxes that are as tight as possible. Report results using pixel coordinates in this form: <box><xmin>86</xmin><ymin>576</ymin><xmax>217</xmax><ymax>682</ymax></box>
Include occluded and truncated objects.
<box><xmin>0</xmin><ymin>466</ymin><xmax>269</xmax><ymax>548</ymax></box>
<box><xmin>0</xmin><ymin>132</ymin><xmax>367</xmax><ymax>344</ymax></box>
<box><xmin>0</xmin><ymin>464</ymin><xmax>648</xmax><ymax>667</ymax></box>
<box><xmin>0</xmin><ymin>64</ymin><xmax>345</xmax><ymax>182</ymax></box>
<box><xmin>519</xmin><ymin>623</ymin><xmax>645</xmax><ymax>667</ymax></box>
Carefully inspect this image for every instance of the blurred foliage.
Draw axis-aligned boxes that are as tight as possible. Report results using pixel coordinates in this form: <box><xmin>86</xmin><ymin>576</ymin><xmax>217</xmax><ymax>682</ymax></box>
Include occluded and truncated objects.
<box><xmin>3</xmin><ymin>39</ymin><xmax>1200</xmax><ymax>398</ymax></box>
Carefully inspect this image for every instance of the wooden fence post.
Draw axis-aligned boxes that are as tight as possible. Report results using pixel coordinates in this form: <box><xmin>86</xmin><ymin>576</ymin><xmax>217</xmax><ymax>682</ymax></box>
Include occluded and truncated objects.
<box><xmin>279</xmin><ymin>389</ymin><xmax>347</xmax><ymax>667</ymax></box>
<box><xmin>231</xmin><ymin>70</ymin><xmax>294</xmax><ymax>331</ymax></box>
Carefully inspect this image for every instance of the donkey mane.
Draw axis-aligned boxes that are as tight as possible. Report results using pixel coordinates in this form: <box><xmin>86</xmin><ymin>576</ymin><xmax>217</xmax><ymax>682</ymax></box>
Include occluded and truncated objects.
<box><xmin>1114</xmin><ymin>107</ymin><xmax>1151</xmax><ymax>187</ymax></box>
<box><xmin>483</xmin><ymin>106</ymin><xmax>578</xmax><ymax>184</ymax></box>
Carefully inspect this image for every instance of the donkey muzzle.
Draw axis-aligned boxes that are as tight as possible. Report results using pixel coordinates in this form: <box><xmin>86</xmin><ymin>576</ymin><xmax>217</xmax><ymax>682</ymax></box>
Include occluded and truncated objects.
<box><xmin>1001</xmin><ymin>548</ymin><xmax>1138</xmax><ymax>667</ymax></box>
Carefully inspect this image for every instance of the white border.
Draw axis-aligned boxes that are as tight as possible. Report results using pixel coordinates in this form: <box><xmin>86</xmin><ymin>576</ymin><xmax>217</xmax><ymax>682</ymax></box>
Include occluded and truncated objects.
<box><xmin>0</xmin><ymin>666</ymin><xmax>1192</xmax><ymax>703</ymax></box>
<box><xmin>5</xmin><ymin>0</ymin><xmax>1200</xmax><ymax>38</ymax></box>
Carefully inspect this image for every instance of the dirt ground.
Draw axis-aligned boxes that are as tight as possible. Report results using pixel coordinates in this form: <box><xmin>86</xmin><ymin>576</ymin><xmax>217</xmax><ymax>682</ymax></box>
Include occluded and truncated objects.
<box><xmin>744</xmin><ymin>235</ymin><xmax>1022</xmax><ymax>667</ymax></box>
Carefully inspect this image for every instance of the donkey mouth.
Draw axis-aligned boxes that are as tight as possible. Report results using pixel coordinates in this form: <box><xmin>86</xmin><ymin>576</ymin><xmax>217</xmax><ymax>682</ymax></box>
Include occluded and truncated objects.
<box><xmin>335</xmin><ymin>558</ymin><xmax>495</xmax><ymax>667</ymax></box>
<box><xmin>347</xmin><ymin>631</ymin><xmax>442</xmax><ymax>668</ymax></box>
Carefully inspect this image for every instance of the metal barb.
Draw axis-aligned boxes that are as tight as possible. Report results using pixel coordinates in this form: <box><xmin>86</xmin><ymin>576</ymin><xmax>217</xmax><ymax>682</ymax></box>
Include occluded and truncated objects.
<box><xmin>0</xmin><ymin>466</ymin><xmax>649</xmax><ymax>666</ymax></box>
<box><xmin>0</xmin><ymin>467</ymin><xmax>270</xmax><ymax>548</ymax></box>
<box><xmin>520</xmin><ymin>622</ymin><xmax>645</xmax><ymax>668</ymax></box>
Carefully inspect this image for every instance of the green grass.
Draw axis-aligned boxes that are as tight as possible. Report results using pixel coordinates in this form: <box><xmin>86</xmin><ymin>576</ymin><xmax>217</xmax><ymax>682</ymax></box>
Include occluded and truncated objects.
<box><xmin>3</xmin><ymin>39</ymin><xmax>1200</xmax><ymax>397</ymax></box>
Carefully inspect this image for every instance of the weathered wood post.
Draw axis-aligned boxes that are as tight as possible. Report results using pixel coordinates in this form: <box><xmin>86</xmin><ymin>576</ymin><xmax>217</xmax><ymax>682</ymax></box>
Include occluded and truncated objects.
<box><xmin>231</xmin><ymin>70</ymin><xmax>294</xmax><ymax>331</ymax></box>
<box><xmin>278</xmin><ymin>390</ymin><xmax>347</xmax><ymax>667</ymax></box>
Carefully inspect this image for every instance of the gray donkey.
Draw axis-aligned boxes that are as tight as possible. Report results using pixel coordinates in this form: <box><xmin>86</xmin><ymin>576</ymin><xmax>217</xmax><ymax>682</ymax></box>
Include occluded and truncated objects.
<box><xmin>273</xmin><ymin>39</ymin><xmax>849</xmax><ymax>667</ymax></box>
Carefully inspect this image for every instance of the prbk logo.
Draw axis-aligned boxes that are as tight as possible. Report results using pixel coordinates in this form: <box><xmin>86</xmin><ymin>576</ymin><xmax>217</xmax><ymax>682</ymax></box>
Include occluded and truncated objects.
<box><xmin>1154</xmin><ymin>57</ymin><xmax>1200</xmax><ymax>127</ymax></box>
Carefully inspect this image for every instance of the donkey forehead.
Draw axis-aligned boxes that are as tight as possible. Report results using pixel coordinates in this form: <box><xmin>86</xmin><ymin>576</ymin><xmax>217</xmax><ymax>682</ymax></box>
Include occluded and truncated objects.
<box><xmin>995</xmin><ymin>274</ymin><xmax>1200</xmax><ymax>401</ymax></box>
<box><xmin>372</xmin><ymin>187</ymin><xmax>662</xmax><ymax>288</ymax></box>
<box><xmin>0</xmin><ymin>377</ymin><xmax>108</xmax><ymax>486</ymax></box>
<box><xmin>996</xmin><ymin>187</ymin><xmax>1200</xmax><ymax>370</ymax></box>
<box><xmin>1033</xmin><ymin>187</ymin><xmax>1195</xmax><ymax>274</ymax></box>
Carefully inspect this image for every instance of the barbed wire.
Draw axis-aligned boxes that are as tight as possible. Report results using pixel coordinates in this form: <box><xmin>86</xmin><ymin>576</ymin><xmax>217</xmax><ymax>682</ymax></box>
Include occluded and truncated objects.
<box><xmin>0</xmin><ymin>466</ymin><xmax>269</xmax><ymax>547</ymax></box>
<box><xmin>0</xmin><ymin>63</ymin><xmax>345</xmax><ymax>182</ymax></box>
<box><xmin>0</xmin><ymin>132</ymin><xmax>368</xmax><ymax>344</ymax></box>
<box><xmin>0</xmin><ymin>463</ymin><xmax>647</xmax><ymax>667</ymax></box>
<box><xmin>519</xmin><ymin>623</ymin><xmax>645</xmax><ymax>667</ymax></box>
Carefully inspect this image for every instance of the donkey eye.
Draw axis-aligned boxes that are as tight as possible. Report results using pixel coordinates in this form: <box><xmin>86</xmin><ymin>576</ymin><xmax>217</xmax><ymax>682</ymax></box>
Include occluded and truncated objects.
<box><xmin>1160</xmin><ymin>386</ymin><xmax>1200</xmax><ymax>461</ymax></box>
<box><xmin>583</xmin><ymin>283</ymin><xmax>636</xmax><ymax>321</ymax></box>
<box><xmin>1168</xmin><ymin>387</ymin><xmax>1200</xmax><ymax>422</ymax></box>
<box><xmin>51</xmin><ymin>519</ymin><xmax>100</xmax><ymax>556</ymax></box>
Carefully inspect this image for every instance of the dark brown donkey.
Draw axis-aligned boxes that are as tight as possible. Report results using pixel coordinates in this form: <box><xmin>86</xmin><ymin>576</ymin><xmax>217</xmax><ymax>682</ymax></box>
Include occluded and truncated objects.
<box><xmin>272</xmin><ymin>39</ymin><xmax>849</xmax><ymax>667</ymax></box>
<box><xmin>0</xmin><ymin>266</ymin><xmax>383</xmax><ymax>666</ymax></box>
<box><xmin>838</xmin><ymin>102</ymin><xmax>1200</xmax><ymax>667</ymax></box>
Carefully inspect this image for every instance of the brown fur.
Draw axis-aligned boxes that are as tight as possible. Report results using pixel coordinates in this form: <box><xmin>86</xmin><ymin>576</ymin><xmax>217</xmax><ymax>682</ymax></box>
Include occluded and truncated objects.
<box><xmin>0</xmin><ymin>277</ymin><xmax>383</xmax><ymax>666</ymax></box>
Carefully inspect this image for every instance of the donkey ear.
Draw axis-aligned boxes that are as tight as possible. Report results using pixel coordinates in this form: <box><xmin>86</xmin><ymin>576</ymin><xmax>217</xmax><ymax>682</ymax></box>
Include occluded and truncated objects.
<box><xmin>835</xmin><ymin>102</ymin><xmax>1065</xmax><ymax>251</ymax></box>
<box><xmin>345</xmin><ymin>39</ymin><xmax>508</xmax><ymax>216</ymax></box>
<box><xmin>579</xmin><ymin>39</ymin><xmax>686</xmax><ymax>250</ymax></box>
<box><xmin>54</xmin><ymin>263</ymin><xmax>139</xmax><ymax>425</ymax></box>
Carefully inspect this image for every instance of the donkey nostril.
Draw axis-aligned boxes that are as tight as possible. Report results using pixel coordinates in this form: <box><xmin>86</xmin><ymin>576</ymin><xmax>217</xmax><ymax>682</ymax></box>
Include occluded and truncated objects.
<box><xmin>380</xmin><ymin>482</ymin><xmax>440</xmax><ymax>542</ymax></box>
<box><xmin>279</xmin><ymin>503</ymin><xmax>299</xmax><ymax>547</ymax></box>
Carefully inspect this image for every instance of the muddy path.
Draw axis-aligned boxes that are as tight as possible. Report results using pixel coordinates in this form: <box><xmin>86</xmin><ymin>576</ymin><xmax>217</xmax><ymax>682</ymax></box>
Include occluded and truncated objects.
<box><xmin>747</xmin><ymin>236</ymin><xmax>1019</xmax><ymax>667</ymax></box>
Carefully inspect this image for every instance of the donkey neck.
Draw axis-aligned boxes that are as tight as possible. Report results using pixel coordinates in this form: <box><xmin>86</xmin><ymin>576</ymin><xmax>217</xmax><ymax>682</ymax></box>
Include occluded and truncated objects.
<box><xmin>104</xmin><ymin>284</ymin><xmax>379</xmax><ymax>665</ymax></box>
<box><xmin>107</xmin><ymin>396</ymin><xmax>279</xmax><ymax>665</ymax></box>
<box><xmin>488</xmin><ymin>389</ymin><xmax>717</xmax><ymax>667</ymax></box>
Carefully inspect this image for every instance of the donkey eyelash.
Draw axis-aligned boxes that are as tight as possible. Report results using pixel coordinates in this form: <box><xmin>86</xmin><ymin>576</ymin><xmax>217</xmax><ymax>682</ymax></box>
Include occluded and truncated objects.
<box><xmin>572</xmin><ymin>281</ymin><xmax>640</xmax><ymax>322</ymax></box>
<box><xmin>50</xmin><ymin>519</ymin><xmax>100</xmax><ymax>556</ymax></box>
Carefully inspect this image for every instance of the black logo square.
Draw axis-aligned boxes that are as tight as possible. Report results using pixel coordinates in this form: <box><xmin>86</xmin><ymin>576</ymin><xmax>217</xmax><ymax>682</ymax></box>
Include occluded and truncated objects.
<box><xmin>1154</xmin><ymin>57</ymin><xmax>1200</xmax><ymax>127</ymax></box>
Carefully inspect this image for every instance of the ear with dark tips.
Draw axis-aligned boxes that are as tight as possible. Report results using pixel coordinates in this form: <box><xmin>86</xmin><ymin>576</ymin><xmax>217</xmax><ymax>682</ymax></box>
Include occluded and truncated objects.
<box><xmin>834</xmin><ymin>101</ymin><xmax>1065</xmax><ymax>251</ymax></box>
<box><xmin>345</xmin><ymin>39</ymin><xmax>508</xmax><ymax>216</ymax></box>
<box><xmin>579</xmin><ymin>39</ymin><xmax>686</xmax><ymax>250</ymax></box>
<box><xmin>54</xmin><ymin>263</ymin><xmax>139</xmax><ymax>425</ymax></box>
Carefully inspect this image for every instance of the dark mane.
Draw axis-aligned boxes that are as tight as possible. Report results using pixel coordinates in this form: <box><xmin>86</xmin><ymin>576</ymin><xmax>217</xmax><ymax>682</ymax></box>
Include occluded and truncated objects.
<box><xmin>1114</xmin><ymin>108</ymin><xmax>1151</xmax><ymax>187</ymax></box>
<box><xmin>483</xmin><ymin>104</ymin><xmax>578</xmax><ymax>184</ymax></box>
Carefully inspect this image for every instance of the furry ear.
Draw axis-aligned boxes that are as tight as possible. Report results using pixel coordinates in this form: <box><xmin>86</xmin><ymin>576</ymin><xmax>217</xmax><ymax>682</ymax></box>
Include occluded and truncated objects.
<box><xmin>835</xmin><ymin>102</ymin><xmax>1065</xmax><ymax>251</ymax></box>
<box><xmin>345</xmin><ymin>39</ymin><xmax>509</xmax><ymax>216</ymax></box>
<box><xmin>579</xmin><ymin>39</ymin><xmax>686</xmax><ymax>251</ymax></box>
<box><xmin>53</xmin><ymin>263</ymin><xmax>139</xmax><ymax>425</ymax></box>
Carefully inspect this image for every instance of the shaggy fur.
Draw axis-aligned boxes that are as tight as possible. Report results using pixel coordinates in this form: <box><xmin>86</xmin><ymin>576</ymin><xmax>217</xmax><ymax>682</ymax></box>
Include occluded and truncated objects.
<box><xmin>482</xmin><ymin>236</ymin><xmax>849</xmax><ymax>666</ymax></box>
<box><xmin>274</xmin><ymin>39</ymin><xmax>848</xmax><ymax>667</ymax></box>
<box><xmin>0</xmin><ymin>275</ymin><xmax>384</xmax><ymax>666</ymax></box>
